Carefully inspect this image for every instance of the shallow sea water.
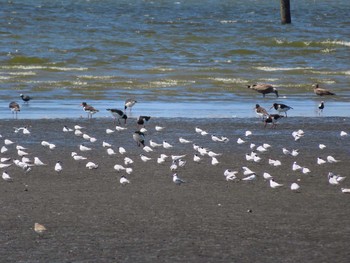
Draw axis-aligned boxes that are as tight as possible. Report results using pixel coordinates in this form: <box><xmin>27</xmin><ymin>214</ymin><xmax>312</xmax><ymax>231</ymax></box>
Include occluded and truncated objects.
<box><xmin>0</xmin><ymin>0</ymin><xmax>349</xmax><ymax>119</ymax></box>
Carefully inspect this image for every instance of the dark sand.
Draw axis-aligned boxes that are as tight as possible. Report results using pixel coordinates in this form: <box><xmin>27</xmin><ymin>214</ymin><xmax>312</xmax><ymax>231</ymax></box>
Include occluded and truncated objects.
<box><xmin>1</xmin><ymin>117</ymin><xmax>350</xmax><ymax>262</ymax></box>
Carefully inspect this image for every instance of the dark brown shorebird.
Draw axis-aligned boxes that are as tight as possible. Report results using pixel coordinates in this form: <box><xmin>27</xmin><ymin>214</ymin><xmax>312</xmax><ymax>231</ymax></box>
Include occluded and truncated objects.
<box><xmin>247</xmin><ymin>84</ymin><xmax>279</xmax><ymax>98</ymax></box>
<box><xmin>313</xmin><ymin>84</ymin><xmax>335</xmax><ymax>96</ymax></box>
<box><xmin>264</xmin><ymin>114</ymin><xmax>284</xmax><ymax>128</ymax></box>
<box><xmin>254</xmin><ymin>104</ymin><xmax>269</xmax><ymax>119</ymax></box>
<box><xmin>80</xmin><ymin>102</ymin><xmax>99</xmax><ymax>119</ymax></box>
<box><xmin>9</xmin><ymin>101</ymin><xmax>20</xmax><ymax>119</ymax></box>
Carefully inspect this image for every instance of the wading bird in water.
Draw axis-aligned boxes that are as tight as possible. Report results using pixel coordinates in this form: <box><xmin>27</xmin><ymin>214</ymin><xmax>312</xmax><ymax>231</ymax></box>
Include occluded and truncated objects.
<box><xmin>247</xmin><ymin>84</ymin><xmax>279</xmax><ymax>98</ymax></box>
<box><xmin>313</xmin><ymin>84</ymin><xmax>335</xmax><ymax>96</ymax></box>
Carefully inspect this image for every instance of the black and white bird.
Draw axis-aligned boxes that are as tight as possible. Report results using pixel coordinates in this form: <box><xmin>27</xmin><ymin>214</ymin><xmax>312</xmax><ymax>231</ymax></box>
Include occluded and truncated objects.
<box><xmin>137</xmin><ymin>116</ymin><xmax>151</xmax><ymax>127</ymax></box>
<box><xmin>81</xmin><ymin>102</ymin><xmax>99</xmax><ymax>119</ymax></box>
<box><xmin>20</xmin><ymin>94</ymin><xmax>32</xmax><ymax>103</ymax></box>
<box><xmin>124</xmin><ymin>99</ymin><xmax>137</xmax><ymax>112</ymax></box>
<box><xmin>264</xmin><ymin>114</ymin><xmax>284</xmax><ymax>128</ymax></box>
<box><xmin>133</xmin><ymin>131</ymin><xmax>145</xmax><ymax>147</ymax></box>
<box><xmin>270</xmin><ymin>103</ymin><xmax>293</xmax><ymax>117</ymax></box>
<box><xmin>318</xmin><ymin>101</ymin><xmax>325</xmax><ymax>115</ymax></box>
<box><xmin>106</xmin><ymin>109</ymin><xmax>127</xmax><ymax>124</ymax></box>
<box><xmin>9</xmin><ymin>101</ymin><xmax>20</xmax><ymax>119</ymax></box>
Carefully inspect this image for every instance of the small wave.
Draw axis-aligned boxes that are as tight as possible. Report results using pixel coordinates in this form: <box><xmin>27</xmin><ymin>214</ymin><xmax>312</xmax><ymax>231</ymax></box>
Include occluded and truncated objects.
<box><xmin>8</xmin><ymin>71</ymin><xmax>36</xmax><ymax>76</ymax></box>
<box><xmin>273</xmin><ymin>39</ymin><xmax>312</xmax><ymax>47</ymax></box>
<box><xmin>309</xmin><ymin>70</ymin><xmax>350</xmax><ymax>76</ymax></box>
<box><xmin>209</xmin><ymin>78</ymin><xmax>248</xmax><ymax>84</ymax></box>
<box><xmin>220</xmin><ymin>20</ymin><xmax>238</xmax><ymax>24</ymax></box>
<box><xmin>1</xmin><ymin>65</ymin><xmax>88</xmax><ymax>71</ymax></box>
<box><xmin>321</xmin><ymin>48</ymin><xmax>336</xmax><ymax>53</ymax></box>
<box><xmin>0</xmin><ymin>76</ymin><xmax>13</xmax><ymax>80</ymax></box>
<box><xmin>256</xmin><ymin>66</ymin><xmax>312</xmax><ymax>72</ymax></box>
<box><xmin>149</xmin><ymin>79</ymin><xmax>195</xmax><ymax>88</ymax></box>
<box><xmin>321</xmin><ymin>40</ymin><xmax>350</xmax><ymax>47</ymax></box>
<box><xmin>78</xmin><ymin>75</ymin><xmax>115</xmax><ymax>80</ymax></box>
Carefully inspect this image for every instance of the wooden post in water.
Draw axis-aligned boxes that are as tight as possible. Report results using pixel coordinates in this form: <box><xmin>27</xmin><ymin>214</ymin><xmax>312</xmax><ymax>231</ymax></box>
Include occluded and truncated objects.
<box><xmin>280</xmin><ymin>0</ymin><xmax>291</xmax><ymax>24</ymax></box>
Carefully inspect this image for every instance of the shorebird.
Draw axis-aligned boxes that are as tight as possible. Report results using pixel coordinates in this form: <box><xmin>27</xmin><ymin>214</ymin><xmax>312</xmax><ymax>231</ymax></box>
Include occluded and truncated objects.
<box><xmin>140</xmin><ymin>153</ymin><xmax>152</xmax><ymax>162</ymax></box>
<box><xmin>137</xmin><ymin>116</ymin><xmax>151</xmax><ymax>127</ymax></box>
<box><xmin>2</xmin><ymin>171</ymin><xmax>13</xmax><ymax>182</ymax></box>
<box><xmin>318</xmin><ymin>101</ymin><xmax>325</xmax><ymax>115</ymax></box>
<box><xmin>269</xmin><ymin>178</ymin><xmax>283</xmax><ymax>189</ymax></box>
<box><xmin>291</xmin><ymin>182</ymin><xmax>301</xmax><ymax>192</ymax></box>
<box><xmin>254</xmin><ymin>104</ymin><xmax>269</xmax><ymax>119</ymax></box>
<box><xmin>9</xmin><ymin>101</ymin><xmax>20</xmax><ymax>119</ymax></box>
<box><xmin>263</xmin><ymin>172</ymin><xmax>273</xmax><ymax>180</ymax></box>
<box><xmin>120</xmin><ymin>175</ymin><xmax>130</xmax><ymax>185</ymax></box>
<box><xmin>86</xmin><ymin>161</ymin><xmax>99</xmax><ymax>170</ymax></box>
<box><xmin>313</xmin><ymin>84</ymin><xmax>335</xmax><ymax>96</ymax></box>
<box><xmin>224</xmin><ymin>169</ymin><xmax>238</xmax><ymax>181</ymax></box>
<box><xmin>270</xmin><ymin>103</ymin><xmax>293</xmax><ymax>117</ymax></box>
<box><xmin>264</xmin><ymin>114</ymin><xmax>283</xmax><ymax>128</ymax></box>
<box><xmin>81</xmin><ymin>102</ymin><xmax>99</xmax><ymax>119</ymax></box>
<box><xmin>20</xmin><ymin>94</ymin><xmax>32</xmax><ymax>103</ymax></box>
<box><xmin>163</xmin><ymin>140</ymin><xmax>173</xmax><ymax>149</ymax></box>
<box><xmin>106</xmin><ymin>109</ymin><xmax>127</xmax><ymax>124</ymax></box>
<box><xmin>247</xmin><ymin>84</ymin><xmax>279</xmax><ymax>98</ymax></box>
<box><xmin>133</xmin><ymin>131</ymin><xmax>145</xmax><ymax>147</ymax></box>
<box><xmin>124</xmin><ymin>99</ymin><xmax>137</xmax><ymax>112</ymax></box>
<box><xmin>54</xmin><ymin>161</ymin><xmax>62</xmax><ymax>173</ymax></box>
<box><xmin>172</xmin><ymin>173</ymin><xmax>185</xmax><ymax>185</ymax></box>
<box><xmin>155</xmin><ymin>125</ymin><xmax>165</xmax><ymax>132</ymax></box>
<box><xmin>34</xmin><ymin>157</ymin><xmax>46</xmax><ymax>166</ymax></box>
<box><xmin>179</xmin><ymin>137</ymin><xmax>192</xmax><ymax>144</ymax></box>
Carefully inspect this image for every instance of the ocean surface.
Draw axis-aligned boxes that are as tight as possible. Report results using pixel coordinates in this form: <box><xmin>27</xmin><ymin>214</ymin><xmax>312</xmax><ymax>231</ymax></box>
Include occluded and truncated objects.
<box><xmin>0</xmin><ymin>0</ymin><xmax>349</xmax><ymax>119</ymax></box>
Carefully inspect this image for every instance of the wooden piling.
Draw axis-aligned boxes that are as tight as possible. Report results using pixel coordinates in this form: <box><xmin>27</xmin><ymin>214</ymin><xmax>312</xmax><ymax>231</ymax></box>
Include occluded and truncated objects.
<box><xmin>280</xmin><ymin>0</ymin><xmax>291</xmax><ymax>24</ymax></box>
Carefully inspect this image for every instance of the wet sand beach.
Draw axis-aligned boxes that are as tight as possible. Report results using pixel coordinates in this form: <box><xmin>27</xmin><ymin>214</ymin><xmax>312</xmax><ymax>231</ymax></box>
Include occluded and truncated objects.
<box><xmin>1</xmin><ymin>117</ymin><xmax>350</xmax><ymax>262</ymax></box>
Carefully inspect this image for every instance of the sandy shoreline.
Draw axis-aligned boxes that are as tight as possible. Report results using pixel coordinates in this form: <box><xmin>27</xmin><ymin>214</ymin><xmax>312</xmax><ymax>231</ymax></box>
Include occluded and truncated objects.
<box><xmin>1</xmin><ymin>117</ymin><xmax>350</xmax><ymax>262</ymax></box>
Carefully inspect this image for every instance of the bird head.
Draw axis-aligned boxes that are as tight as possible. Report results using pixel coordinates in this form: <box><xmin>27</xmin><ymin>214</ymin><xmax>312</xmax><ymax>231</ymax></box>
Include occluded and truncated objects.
<box><xmin>273</xmin><ymin>88</ymin><xmax>279</xmax><ymax>97</ymax></box>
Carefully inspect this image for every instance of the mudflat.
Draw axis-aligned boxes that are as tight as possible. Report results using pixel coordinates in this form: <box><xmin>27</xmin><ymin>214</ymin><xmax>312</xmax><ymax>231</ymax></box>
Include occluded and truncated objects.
<box><xmin>0</xmin><ymin>117</ymin><xmax>349</xmax><ymax>262</ymax></box>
